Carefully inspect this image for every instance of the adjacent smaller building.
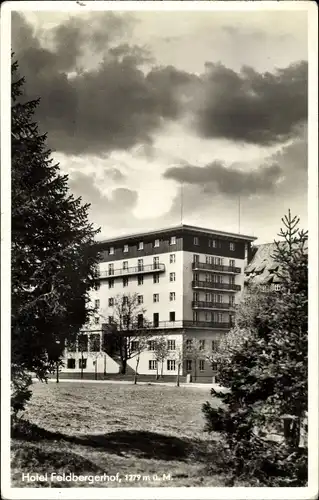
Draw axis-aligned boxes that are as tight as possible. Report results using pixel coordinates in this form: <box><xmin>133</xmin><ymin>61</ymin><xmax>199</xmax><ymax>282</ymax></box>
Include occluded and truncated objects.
<box><xmin>244</xmin><ymin>243</ymin><xmax>282</xmax><ymax>292</ymax></box>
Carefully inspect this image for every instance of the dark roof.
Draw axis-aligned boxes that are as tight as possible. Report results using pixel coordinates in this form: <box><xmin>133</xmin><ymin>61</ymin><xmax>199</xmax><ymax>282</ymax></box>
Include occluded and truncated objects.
<box><xmin>96</xmin><ymin>223</ymin><xmax>257</xmax><ymax>246</ymax></box>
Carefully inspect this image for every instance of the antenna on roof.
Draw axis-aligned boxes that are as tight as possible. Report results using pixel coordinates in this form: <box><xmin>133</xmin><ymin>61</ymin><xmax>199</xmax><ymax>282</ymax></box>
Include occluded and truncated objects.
<box><xmin>180</xmin><ymin>182</ymin><xmax>183</xmax><ymax>225</ymax></box>
<box><xmin>238</xmin><ymin>195</ymin><xmax>241</xmax><ymax>234</ymax></box>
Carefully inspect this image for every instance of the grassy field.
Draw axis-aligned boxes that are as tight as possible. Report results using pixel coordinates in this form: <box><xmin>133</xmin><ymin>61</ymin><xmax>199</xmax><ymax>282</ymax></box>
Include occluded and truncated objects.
<box><xmin>11</xmin><ymin>381</ymin><xmax>230</xmax><ymax>488</ymax></box>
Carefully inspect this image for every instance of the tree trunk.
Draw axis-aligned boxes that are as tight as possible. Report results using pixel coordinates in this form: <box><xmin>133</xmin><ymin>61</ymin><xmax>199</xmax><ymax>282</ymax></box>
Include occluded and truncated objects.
<box><xmin>120</xmin><ymin>358</ymin><xmax>127</xmax><ymax>374</ymax></box>
<box><xmin>194</xmin><ymin>360</ymin><xmax>197</xmax><ymax>382</ymax></box>
<box><xmin>134</xmin><ymin>356</ymin><xmax>140</xmax><ymax>385</ymax></box>
<box><xmin>176</xmin><ymin>362</ymin><xmax>181</xmax><ymax>387</ymax></box>
<box><xmin>156</xmin><ymin>364</ymin><xmax>159</xmax><ymax>380</ymax></box>
<box><xmin>161</xmin><ymin>361</ymin><xmax>164</xmax><ymax>379</ymax></box>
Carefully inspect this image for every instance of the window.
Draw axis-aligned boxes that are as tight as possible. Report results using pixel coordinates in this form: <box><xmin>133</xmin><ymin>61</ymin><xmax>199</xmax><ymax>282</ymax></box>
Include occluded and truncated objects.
<box><xmin>212</xmin><ymin>362</ymin><xmax>218</xmax><ymax>371</ymax></box>
<box><xmin>193</xmin><ymin>272</ymin><xmax>199</xmax><ymax>281</ymax></box>
<box><xmin>131</xmin><ymin>341</ymin><xmax>139</xmax><ymax>351</ymax></box>
<box><xmin>108</xmin><ymin>297</ymin><xmax>114</xmax><ymax>306</ymax></box>
<box><xmin>169</xmin><ymin>311</ymin><xmax>175</xmax><ymax>322</ymax></box>
<box><xmin>124</xmin><ymin>244</ymin><xmax>128</xmax><ymax>253</ymax></box>
<box><xmin>193</xmin><ymin>254</ymin><xmax>199</xmax><ymax>263</ymax></box>
<box><xmin>137</xmin><ymin>295</ymin><xmax>143</xmax><ymax>304</ymax></box>
<box><xmin>199</xmin><ymin>360</ymin><xmax>205</xmax><ymax>371</ymax></box>
<box><xmin>206</xmin><ymin>255</ymin><xmax>213</xmax><ymax>265</ymax></box>
<box><xmin>169</xmin><ymin>254</ymin><xmax>176</xmax><ymax>264</ymax></box>
<box><xmin>148</xmin><ymin>340</ymin><xmax>156</xmax><ymax>351</ymax></box>
<box><xmin>78</xmin><ymin>334</ymin><xmax>88</xmax><ymax>352</ymax></box>
<box><xmin>137</xmin><ymin>314</ymin><xmax>144</xmax><ymax>328</ymax></box>
<box><xmin>212</xmin><ymin>340</ymin><xmax>219</xmax><ymax>351</ymax></box>
<box><xmin>153</xmin><ymin>293</ymin><xmax>159</xmax><ymax>303</ymax></box>
<box><xmin>123</xmin><ymin>277</ymin><xmax>129</xmax><ymax>287</ymax></box>
<box><xmin>94</xmin><ymin>299</ymin><xmax>100</xmax><ymax>309</ymax></box>
<box><xmin>208</xmin><ymin>239</ymin><xmax>212</xmax><ymax>247</ymax></box>
<box><xmin>138</xmin><ymin>275</ymin><xmax>144</xmax><ymax>286</ymax></box>
<box><xmin>230</xmin><ymin>242</ymin><xmax>235</xmax><ymax>251</ymax></box>
<box><xmin>108</xmin><ymin>316</ymin><xmax>114</xmax><ymax>324</ymax></box>
<box><xmin>137</xmin><ymin>259</ymin><xmax>144</xmax><ymax>271</ymax></box>
<box><xmin>193</xmin><ymin>311</ymin><xmax>199</xmax><ymax>322</ymax></box>
<box><xmin>108</xmin><ymin>263</ymin><xmax>114</xmax><ymax>275</ymax></box>
<box><xmin>170</xmin><ymin>236</ymin><xmax>176</xmax><ymax>245</ymax></box>
<box><xmin>229</xmin><ymin>259</ymin><xmax>235</xmax><ymax>267</ymax></box>
<box><xmin>206</xmin><ymin>293</ymin><xmax>212</xmax><ymax>302</ymax></box>
<box><xmin>274</xmin><ymin>284</ymin><xmax>281</xmax><ymax>291</ymax></box>
<box><xmin>153</xmin><ymin>256</ymin><xmax>160</xmax><ymax>269</ymax></box>
<box><xmin>229</xmin><ymin>295</ymin><xmax>235</xmax><ymax>305</ymax></box>
<box><xmin>94</xmin><ymin>317</ymin><xmax>100</xmax><ymax>325</ymax></box>
<box><xmin>66</xmin><ymin>339</ymin><xmax>76</xmax><ymax>352</ymax></box>
<box><xmin>123</xmin><ymin>261</ymin><xmax>128</xmax><ymax>270</ymax></box>
<box><xmin>149</xmin><ymin>360</ymin><xmax>157</xmax><ymax>370</ymax></box>
<box><xmin>213</xmin><ymin>313</ymin><xmax>223</xmax><ymax>323</ymax></box>
<box><xmin>169</xmin><ymin>292</ymin><xmax>176</xmax><ymax>301</ymax></box>
<box><xmin>67</xmin><ymin>358</ymin><xmax>76</xmax><ymax>369</ymax></box>
<box><xmin>167</xmin><ymin>360</ymin><xmax>176</xmax><ymax>371</ymax></box>
<box><xmin>199</xmin><ymin>339</ymin><xmax>205</xmax><ymax>350</ymax></box>
<box><xmin>193</xmin><ymin>236</ymin><xmax>199</xmax><ymax>245</ymax></box>
<box><xmin>186</xmin><ymin>359</ymin><xmax>192</xmax><ymax>371</ymax></box>
<box><xmin>167</xmin><ymin>339</ymin><xmax>176</xmax><ymax>350</ymax></box>
<box><xmin>169</xmin><ymin>272</ymin><xmax>176</xmax><ymax>282</ymax></box>
<box><xmin>154</xmin><ymin>239</ymin><xmax>160</xmax><ymax>247</ymax></box>
<box><xmin>212</xmin><ymin>240</ymin><xmax>217</xmax><ymax>248</ymax></box>
<box><xmin>153</xmin><ymin>313</ymin><xmax>159</xmax><ymax>327</ymax></box>
<box><xmin>109</xmin><ymin>247</ymin><xmax>114</xmax><ymax>255</ymax></box>
<box><xmin>153</xmin><ymin>274</ymin><xmax>159</xmax><ymax>284</ymax></box>
<box><xmin>186</xmin><ymin>339</ymin><xmax>193</xmax><ymax>349</ymax></box>
<box><xmin>108</xmin><ymin>279</ymin><xmax>114</xmax><ymax>289</ymax></box>
<box><xmin>193</xmin><ymin>292</ymin><xmax>199</xmax><ymax>301</ymax></box>
<box><xmin>90</xmin><ymin>334</ymin><xmax>101</xmax><ymax>352</ymax></box>
<box><xmin>138</xmin><ymin>242</ymin><xmax>144</xmax><ymax>250</ymax></box>
<box><xmin>229</xmin><ymin>276</ymin><xmax>235</xmax><ymax>285</ymax></box>
<box><xmin>79</xmin><ymin>358</ymin><xmax>87</xmax><ymax>369</ymax></box>
<box><xmin>123</xmin><ymin>314</ymin><xmax>129</xmax><ymax>328</ymax></box>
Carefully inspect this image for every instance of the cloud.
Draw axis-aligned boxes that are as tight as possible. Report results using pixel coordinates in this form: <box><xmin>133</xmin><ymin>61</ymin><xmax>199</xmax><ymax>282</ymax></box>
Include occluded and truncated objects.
<box><xmin>11</xmin><ymin>13</ymin><xmax>186</xmax><ymax>155</ymax></box>
<box><xmin>68</xmin><ymin>172</ymin><xmax>138</xmax><ymax>230</ymax></box>
<box><xmin>12</xmin><ymin>13</ymin><xmax>308</xmax><ymax>157</ymax></box>
<box><xmin>193</xmin><ymin>61</ymin><xmax>307</xmax><ymax>145</ymax></box>
<box><xmin>164</xmin><ymin>160</ymin><xmax>282</xmax><ymax>197</ymax></box>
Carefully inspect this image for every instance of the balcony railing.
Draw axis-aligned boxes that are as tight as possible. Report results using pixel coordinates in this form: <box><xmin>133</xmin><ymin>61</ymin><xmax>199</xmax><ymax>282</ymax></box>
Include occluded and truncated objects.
<box><xmin>99</xmin><ymin>263</ymin><xmax>165</xmax><ymax>279</ymax></box>
<box><xmin>192</xmin><ymin>262</ymin><xmax>241</xmax><ymax>273</ymax></box>
<box><xmin>192</xmin><ymin>300</ymin><xmax>236</xmax><ymax>310</ymax></box>
<box><xmin>192</xmin><ymin>280</ymin><xmax>241</xmax><ymax>291</ymax></box>
<box><xmin>102</xmin><ymin>320</ymin><xmax>233</xmax><ymax>332</ymax></box>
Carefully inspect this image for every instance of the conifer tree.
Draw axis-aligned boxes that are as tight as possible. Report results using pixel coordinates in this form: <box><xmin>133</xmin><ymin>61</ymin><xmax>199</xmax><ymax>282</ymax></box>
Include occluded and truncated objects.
<box><xmin>202</xmin><ymin>211</ymin><xmax>308</xmax><ymax>486</ymax></box>
<box><xmin>11</xmin><ymin>59</ymin><xmax>100</xmax><ymax>413</ymax></box>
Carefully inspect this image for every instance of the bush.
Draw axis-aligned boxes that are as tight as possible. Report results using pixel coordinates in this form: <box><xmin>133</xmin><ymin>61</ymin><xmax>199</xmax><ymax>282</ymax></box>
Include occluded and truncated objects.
<box><xmin>11</xmin><ymin>365</ymin><xmax>32</xmax><ymax>418</ymax></box>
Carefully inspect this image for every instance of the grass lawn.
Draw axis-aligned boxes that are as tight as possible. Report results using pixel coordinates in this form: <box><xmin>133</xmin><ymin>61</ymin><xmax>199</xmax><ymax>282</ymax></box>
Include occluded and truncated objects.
<box><xmin>11</xmin><ymin>382</ymin><xmax>229</xmax><ymax>488</ymax></box>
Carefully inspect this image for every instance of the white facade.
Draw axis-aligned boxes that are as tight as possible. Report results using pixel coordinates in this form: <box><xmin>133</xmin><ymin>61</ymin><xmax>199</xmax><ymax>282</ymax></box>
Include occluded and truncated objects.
<box><xmin>61</xmin><ymin>225</ymin><xmax>255</xmax><ymax>380</ymax></box>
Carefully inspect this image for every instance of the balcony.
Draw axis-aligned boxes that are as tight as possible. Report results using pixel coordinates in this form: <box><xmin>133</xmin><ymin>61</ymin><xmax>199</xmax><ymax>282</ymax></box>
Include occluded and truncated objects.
<box><xmin>192</xmin><ymin>300</ymin><xmax>235</xmax><ymax>311</ymax></box>
<box><xmin>99</xmin><ymin>263</ymin><xmax>165</xmax><ymax>279</ymax></box>
<box><xmin>192</xmin><ymin>280</ymin><xmax>241</xmax><ymax>291</ymax></box>
<box><xmin>192</xmin><ymin>262</ymin><xmax>241</xmax><ymax>273</ymax></box>
<box><xmin>103</xmin><ymin>320</ymin><xmax>233</xmax><ymax>332</ymax></box>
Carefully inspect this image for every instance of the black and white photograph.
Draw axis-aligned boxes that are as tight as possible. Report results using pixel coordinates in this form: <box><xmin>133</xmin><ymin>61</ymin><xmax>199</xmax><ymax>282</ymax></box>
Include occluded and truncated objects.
<box><xmin>1</xmin><ymin>1</ymin><xmax>318</xmax><ymax>498</ymax></box>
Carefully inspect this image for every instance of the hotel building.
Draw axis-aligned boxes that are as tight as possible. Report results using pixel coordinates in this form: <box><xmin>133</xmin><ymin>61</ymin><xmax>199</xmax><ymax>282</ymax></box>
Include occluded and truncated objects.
<box><xmin>61</xmin><ymin>224</ymin><xmax>256</xmax><ymax>382</ymax></box>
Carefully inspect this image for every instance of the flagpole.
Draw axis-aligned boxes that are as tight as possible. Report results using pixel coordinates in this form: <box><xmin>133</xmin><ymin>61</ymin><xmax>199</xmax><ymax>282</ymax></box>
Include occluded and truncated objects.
<box><xmin>180</xmin><ymin>182</ymin><xmax>183</xmax><ymax>224</ymax></box>
<box><xmin>238</xmin><ymin>195</ymin><xmax>241</xmax><ymax>234</ymax></box>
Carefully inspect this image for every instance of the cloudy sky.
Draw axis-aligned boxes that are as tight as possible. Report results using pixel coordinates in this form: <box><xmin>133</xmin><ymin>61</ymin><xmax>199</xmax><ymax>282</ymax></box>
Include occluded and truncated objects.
<box><xmin>11</xmin><ymin>7</ymin><xmax>308</xmax><ymax>243</ymax></box>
